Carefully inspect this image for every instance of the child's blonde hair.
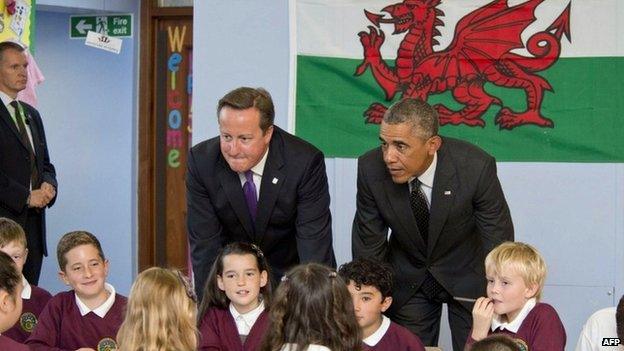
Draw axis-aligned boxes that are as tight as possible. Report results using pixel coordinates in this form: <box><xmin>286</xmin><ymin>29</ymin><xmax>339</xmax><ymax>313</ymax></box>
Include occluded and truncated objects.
<box><xmin>116</xmin><ymin>267</ymin><xmax>198</xmax><ymax>351</ymax></box>
<box><xmin>485</xmin><ymin>242</ymin><xmax>546</xmax><ymax>300</ymax></box>
<box><xmin>0</xmin><ymin>217</ymin><xmax>27</xmax><ymax>248</ymax></box>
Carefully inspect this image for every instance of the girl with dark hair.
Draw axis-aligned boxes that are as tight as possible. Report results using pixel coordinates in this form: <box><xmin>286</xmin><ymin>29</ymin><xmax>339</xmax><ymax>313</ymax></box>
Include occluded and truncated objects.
<box><xmin>261</xmin><ymin>263</ymin><xmax>361</xmax><ymax>351</ymax></box>
<box><xmin>0</xmin><ymin>251</ymin><xmax>29</xmax><ymax>350</ymax></box>
<box><xmin>198</xmin><ymin>242</ymin><xmax>272</xmax><ymax>350</ymax></box>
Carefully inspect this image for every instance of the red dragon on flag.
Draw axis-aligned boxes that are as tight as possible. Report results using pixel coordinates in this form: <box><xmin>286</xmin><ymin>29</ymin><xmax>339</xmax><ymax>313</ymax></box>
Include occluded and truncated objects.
<box><xmin>355</xmin><ymin>0</ymin><xmax>571</xmax><ymax>129</ymax></box>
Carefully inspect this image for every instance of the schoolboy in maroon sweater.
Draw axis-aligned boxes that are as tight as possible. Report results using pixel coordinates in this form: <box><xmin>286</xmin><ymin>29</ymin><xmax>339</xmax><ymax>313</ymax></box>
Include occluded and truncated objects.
<box><xmin>1</xmin><ymin>217</ymin><xmax>53</xmax><ymax>343</ymax></box>
<box><xmin>339</xmin><ymin>258</ymin><xmax>425</xmax><ymax>351</ymax></box>
<box><xmin>26</xmin><ymin>230</ymin><xmax>127</xmax><ymax>351</ymax></box>
<box><xmin>466</xmin><ymin>242</ymin><xmax>566</xmax><ymax>351</ymax></box>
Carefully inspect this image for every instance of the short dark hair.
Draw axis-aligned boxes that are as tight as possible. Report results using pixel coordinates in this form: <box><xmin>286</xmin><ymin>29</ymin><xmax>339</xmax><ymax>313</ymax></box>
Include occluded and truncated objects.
<box><xmin>470</xmin><ymin>334</ymin><xmax>524</xmax><ymax>351</ymax></box>
<box><xmin>338</xmin><ymin>257</ymin><xmax>393</xmax><ymax>299</ymax></box>
<box><xmin>0</xmin><ymin>41</ymin><xmax>25</xmax><ymax>62</ymax></box>
<box><xmin>0</xmin><ymin>251</ymin><xmax>21</xmax><ymax>297</ymax></box>
<box><xmin>57</xmin><ymin>231</ymin><xmax>106</xmax><ymax>271</ymax></box>
<box><xmin>383</xmin><ymin>98</ymin><xmax>439</xmax><ymax>139</ymax></box>
<box><xmin>217</xmin><ymin>87</ymin><xmax>275</xmax><ymax>132</ymax></box>
<box><xmin>617</xmin><ymin>294</ymin><xmax>624</xmax><ymax>340</ymax></box>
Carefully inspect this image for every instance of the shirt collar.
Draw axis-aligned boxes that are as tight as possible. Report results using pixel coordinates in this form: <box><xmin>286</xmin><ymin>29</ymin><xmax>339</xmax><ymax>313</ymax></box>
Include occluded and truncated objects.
<box><xmin>21</xmin><ymin>275</ymin><xmax>32</xmax><ymax>299</ymax></box>
<box><xmin>250</xmin><ymin>147</ymin><xmax>269</xmax><ymax>177</ymax></box>
<box><xmin>491</xmin><ymin>298</ymin><xmax>537</xmax><ymax>333</ymax></box>
<box><xmin>409</xmin><ymin>152</ymin><xmax>437</xmax><ymax>190</ymax></box>
<box><xmin>229</xmin><ymin>300</ymin><xmax>265</xmax><ymax>335</ymax></box>
<box><xmin>363</xmin><ymin>315</ymin><xmax>391</xmax><ymax>346</ymax></box>
<box><xmin>0</xmin><ymin>90</ymin><xmax>16</xmax><ymax>109</ymax></box>
<box><xmin>75</xmin><ymin>283</ymin><xmax>116</xmax><ymax>318</ymax></box>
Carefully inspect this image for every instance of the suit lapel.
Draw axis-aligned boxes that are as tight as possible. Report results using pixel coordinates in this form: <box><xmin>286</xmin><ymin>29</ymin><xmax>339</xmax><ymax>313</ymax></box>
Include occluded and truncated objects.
<box><xmin>27</xmin><ymin>110</ymin><xmax>42</xmax><ymax>157</ymax></box>
<box><xmin>254</xmin><ymin>131</ymin><xmax>285</xmax><ymax>244</ymax></box>
<box><xmin>428</xmin><ymin>141</ymin><xmax>457</xmax><ymax>256</ymax></box>
<box><xmin>0</xmin><ymin>103</ymin><xmax>29</xmax><ymax>150</ymax></box>
<box><xmin>217</xmin><ymin>158</ymin><xmax>255</xmax><ymax>238</ymax></box>
<box><xmin>384</xmin><ymin>177</ymin><xmax>427</xmax><ymax>252</ymax></box>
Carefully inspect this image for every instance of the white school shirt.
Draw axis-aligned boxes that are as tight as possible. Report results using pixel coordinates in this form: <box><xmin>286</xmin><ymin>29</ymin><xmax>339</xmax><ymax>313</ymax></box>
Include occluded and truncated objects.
<box><xmin>75</xmin><ymin>283</ymin><xmax>117</xmax><ymax>318</ymax></box>
<box><xmin>229</xmin><ymin>300</ymin><xmax>265</xmax><ymax>335</ymax></box>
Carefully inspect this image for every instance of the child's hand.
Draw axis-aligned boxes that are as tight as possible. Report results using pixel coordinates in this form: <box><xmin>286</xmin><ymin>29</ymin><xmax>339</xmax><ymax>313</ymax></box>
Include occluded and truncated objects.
<box><xmin>75</xmin><ymin>348</ymin><xmax>96</xmax><ymax>351</ymax></box>
<box><xmin>471</xmin><ymin>296</ymin><xmax>494</xmax><ymax>341</ymax></box>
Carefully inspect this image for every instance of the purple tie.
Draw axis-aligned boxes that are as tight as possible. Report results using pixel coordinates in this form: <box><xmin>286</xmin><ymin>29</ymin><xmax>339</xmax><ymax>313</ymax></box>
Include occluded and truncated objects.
<box><xmin>243</xmin><ymin>170</ymin><xmax>258</xmax><ymax>222</ymax></box>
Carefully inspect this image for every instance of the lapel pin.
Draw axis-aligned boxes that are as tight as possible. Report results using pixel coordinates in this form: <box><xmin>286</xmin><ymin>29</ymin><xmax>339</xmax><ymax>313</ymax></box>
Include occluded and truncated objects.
<box><xmin>272</xmin><ymin>177</ymin><xmax>279</xmax><ymax>184</ymax></box>
<box><xmin>444</xmin><ymin>190</ymin><xmax>452</xmax><ymax>195</ymax></box>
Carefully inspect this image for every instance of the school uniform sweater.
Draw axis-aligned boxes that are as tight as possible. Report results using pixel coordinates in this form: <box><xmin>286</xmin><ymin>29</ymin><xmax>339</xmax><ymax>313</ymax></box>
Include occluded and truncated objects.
<box><xmin>26</xmin><ymin>287</ymin><xmax>126</xmax><ymax>351</ymax></box>
<box><xmin>199</xmin><ymin>305</ymin><xmax>269</xmax><ymax>351</ymax></box>
<box><xmin>4</xmin><ymin>278</ymin><xmax>52</xmax><ymax>343</ymax></box>
<box><xmin>0</xmin><ymin>334</ymin><xmax>30</xmax><ymax>351</ymax></box>
<box><xmin>465</xmin><ymin>299</ymin><xmax>566</xmax><ymax>351</ymax></box>
<box><xmin>362</xmin><ymin>316</ymin><xmax>425</xmax><ymax>351</ymax></box>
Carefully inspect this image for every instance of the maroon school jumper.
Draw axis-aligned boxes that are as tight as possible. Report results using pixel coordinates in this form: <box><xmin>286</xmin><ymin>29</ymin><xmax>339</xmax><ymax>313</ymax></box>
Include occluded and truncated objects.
<box><xmin>465</xmin><ymin>302</ymin><xmax>566</xmax><ymax>351</ymax></box>
<box><xmin>0</xmin><ymin>334</ymin><xmax>30</xmax><ymax>351</ymax></box>
<box><xmin>4</xmin><ymin>284</ymin><xmax>52</xmax><ymax>343</ymax></box>
<box><xmin>26</xmin><ymin>290</ymin><xmax>127</xmax><ymax>351</ymax></box>
<box><xmin>199</xmin><ymin>307</ymin><xmax>269</xmax><ymax>351</ymax></box>
<box><xmin>363</xmin><ymin>320</ymin><xmax>426</xmax><ymax>351</ymax></box>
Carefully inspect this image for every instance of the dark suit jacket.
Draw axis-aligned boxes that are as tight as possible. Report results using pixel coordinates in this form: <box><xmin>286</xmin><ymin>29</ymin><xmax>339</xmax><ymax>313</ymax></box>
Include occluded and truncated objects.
<box><xmin>187</xmin><ymin>126</ymin><xmax>335</xmax><ymax>296</ymax></box>
<box><xmin>352</xmin><ymin>136</ymin><xmax>513</xmax><ymax>310</ymax></box>
<box><xmin>0</xmin><ymin>101</ymin><xmax>57</xmax><ymax>255</ymax></box>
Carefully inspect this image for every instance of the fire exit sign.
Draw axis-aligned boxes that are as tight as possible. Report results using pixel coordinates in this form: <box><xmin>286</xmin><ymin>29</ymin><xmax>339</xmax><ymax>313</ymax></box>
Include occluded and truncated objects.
<box><xmin>70</xmin><ymin>14</ymin><xmax>132</xmax><ymax>39</ymax></box>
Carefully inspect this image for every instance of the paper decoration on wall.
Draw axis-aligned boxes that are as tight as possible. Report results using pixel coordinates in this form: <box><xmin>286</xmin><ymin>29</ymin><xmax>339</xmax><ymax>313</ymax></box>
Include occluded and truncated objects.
<box><xmin>0</xmin><ymin>0</ymin><xmax>33</xmax><ymax>47</ymax></box>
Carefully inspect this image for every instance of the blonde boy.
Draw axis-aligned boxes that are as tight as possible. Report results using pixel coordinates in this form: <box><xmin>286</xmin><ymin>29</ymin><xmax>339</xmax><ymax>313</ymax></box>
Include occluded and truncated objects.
<box><xmin>0</xmin><ymin>218</ymin><xmax>52</xmax><ymax>343</ymax></box>
<box><xmin>26</xmin><ymin>231</ymin><xmax>127</xmax><ymax>351</ymax></box>
<box><xmin>467</xmin><ymin>241</ymin><xmax>566</xmax><ymax>351</ymax></box>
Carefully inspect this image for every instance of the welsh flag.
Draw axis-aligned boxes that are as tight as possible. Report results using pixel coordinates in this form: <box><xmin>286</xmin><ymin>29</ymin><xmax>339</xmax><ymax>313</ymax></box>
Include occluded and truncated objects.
<box><xmin>293</xmin><ymin>0</ymin><xmax>624</xmax><ymax>161</ymax></box>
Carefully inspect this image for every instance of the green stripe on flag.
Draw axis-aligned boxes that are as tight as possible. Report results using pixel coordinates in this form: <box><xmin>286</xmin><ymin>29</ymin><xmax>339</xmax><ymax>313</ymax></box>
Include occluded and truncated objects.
<box><xmin>295</xmin><ymin>55</ymin><xmax>624</xmax><ymax>162</ymax></box>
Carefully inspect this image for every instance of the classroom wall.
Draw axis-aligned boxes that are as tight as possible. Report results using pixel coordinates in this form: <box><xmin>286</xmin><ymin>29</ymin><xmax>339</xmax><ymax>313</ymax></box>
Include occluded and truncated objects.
<box><xmin>194</xmin><ymin>1</ymin><xmax>624</xmax><ymax>350</ymax></box>
<box><xmin>34</xmin><ymin>6</ymin><xmax>139</xmax><ymax>296</ymax></box>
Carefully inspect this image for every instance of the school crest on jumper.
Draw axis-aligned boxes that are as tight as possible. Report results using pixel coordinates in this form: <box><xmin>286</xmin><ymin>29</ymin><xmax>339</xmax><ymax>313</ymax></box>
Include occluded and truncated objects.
<box><xmin>355</xmin><ymin>0</ymin><xmax>571</xmax><ymax>129</ymax></box>
<box><xmin>19</xmin><ymin>312</ymin><xmax>37</xmax><ymax>332</ymax></box>
<box><xmin>97</xmin><ymin>337</ymin><xmax>117</xmax><ymax>351</ymax></box>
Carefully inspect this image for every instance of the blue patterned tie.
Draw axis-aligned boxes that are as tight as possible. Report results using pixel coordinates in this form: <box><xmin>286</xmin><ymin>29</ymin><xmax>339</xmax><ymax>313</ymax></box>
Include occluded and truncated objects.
<box><xmin>243</xmin><ymin>170</ymin><xmax>258</xmax><ymax>222</ymax></box>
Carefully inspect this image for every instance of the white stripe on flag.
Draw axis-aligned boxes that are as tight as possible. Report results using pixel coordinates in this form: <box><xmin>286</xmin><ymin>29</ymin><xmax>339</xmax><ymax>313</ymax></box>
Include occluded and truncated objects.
<box><xmin>296</xmin><ymin>0</ymin><xmax>623</xmax><ymax>59</ymax></box>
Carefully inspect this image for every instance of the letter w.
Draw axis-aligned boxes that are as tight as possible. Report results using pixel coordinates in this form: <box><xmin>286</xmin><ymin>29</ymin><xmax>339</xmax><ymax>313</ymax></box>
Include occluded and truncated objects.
<box><xmin>167</xmin><ymin>26</ymin><xmax>187</xmax><ymax>52</ymax></box>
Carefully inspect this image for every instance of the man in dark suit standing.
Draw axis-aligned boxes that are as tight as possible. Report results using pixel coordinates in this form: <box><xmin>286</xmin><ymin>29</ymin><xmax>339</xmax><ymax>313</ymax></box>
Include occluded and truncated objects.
<box><xmin>352</xmin><ymin>98</ymin><xmax>513</xmax><ymax>350</ymax></box>
<box><xmin>187</xmin><ymin>87</ymin><xmax>335</xmax><ymax>298</ymax></box>
<box><xmin>0</xmin><ymin>41</ymin><xmax>57</xmax><ymax>285</ymax></box>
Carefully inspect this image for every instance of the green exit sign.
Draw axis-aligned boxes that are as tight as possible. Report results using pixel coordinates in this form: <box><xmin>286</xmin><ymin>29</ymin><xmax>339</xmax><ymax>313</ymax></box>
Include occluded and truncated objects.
<box><xmin>70</xmin><ymin>14</ymin><xmax>133</xmax><ymax>39</ymax></box>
